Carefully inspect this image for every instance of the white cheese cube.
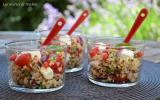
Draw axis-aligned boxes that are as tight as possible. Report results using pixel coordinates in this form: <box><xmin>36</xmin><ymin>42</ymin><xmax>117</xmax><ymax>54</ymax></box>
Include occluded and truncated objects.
<box><xmin>97</xmin><ymin>42</ymin><xmax>106</xmax><ymax>50</ymax></box>
<box><xmin>119</xmin><ymin>49</ymin><xmax>134</xmax><ymax>58</ymax></box>
<box><xmin>40</xmin><ymin>67</ymin><xmax>54</xmax><ymax>80</ymax></box>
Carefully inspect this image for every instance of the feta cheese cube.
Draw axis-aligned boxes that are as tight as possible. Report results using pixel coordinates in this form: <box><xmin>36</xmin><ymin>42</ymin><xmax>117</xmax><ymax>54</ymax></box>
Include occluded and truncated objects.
<box><xmin>97</xmin><ymin>42</ymin><xmax>106</xmax><ymax>50</ymax></box>
<box><xmin>40</xmin><ymin>67</ymin><xmax>54</xmax><ymax>80</ymax></box>
<box><xmin>119</xmin><ymin>49</ymin><xmax>134</xmax><ymax>58</ymax></box>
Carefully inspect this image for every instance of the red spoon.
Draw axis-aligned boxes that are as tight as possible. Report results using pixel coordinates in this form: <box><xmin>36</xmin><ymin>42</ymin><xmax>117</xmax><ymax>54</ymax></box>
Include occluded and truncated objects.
<box><xmin>42</xmin><ymin>17</ymin><xmax>66</xmax><ymax>45</ymax></box>
<box><xmin>123</xmin><ymin>8</ymin><xmax>148</xmax><ymax>43</ymax></box>
<box><xmin>67</xmin><ymin>9</ymin><xmax>89</xmax><ymax>35</ymax></box>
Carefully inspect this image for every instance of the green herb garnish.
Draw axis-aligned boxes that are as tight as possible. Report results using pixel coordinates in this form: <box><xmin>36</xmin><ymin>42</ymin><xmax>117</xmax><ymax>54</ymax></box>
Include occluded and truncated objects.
<box><xmin>106</xmin><ymin>67</ymin><xmax>114</xmax><ymax>74</ymax></box>
<box><xmin>37</xmin><ymin>82</ymin><xmax>45</xmax><ymax>89</ymax></box>
<box><xmin>47</xmin><ymin>45</ymin><xmax>62</xmax><ymax>52</ymax></box>
<box><xmin>72</xmin><ymin>46</ymin><xmax>77</xmax><ymax>52</ymax></box>
<box><xmin>50</xmin><ymin>56</ymin><xmax>56</xmax><ymax>61</ymax></box>
<box><xmin>22</xmin><ymin>70</ymin><xmax>30</xmax><ymax>77</ymax></box>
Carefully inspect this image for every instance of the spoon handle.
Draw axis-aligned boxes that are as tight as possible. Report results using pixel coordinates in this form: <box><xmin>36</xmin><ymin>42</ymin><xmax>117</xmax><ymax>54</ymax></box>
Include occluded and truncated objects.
<box><xmin>67</xmin><ymin>9</ymin><xmax>89</xmax><ymax>35</ymax></box>
<box><xmin>42</xmin><ymin>17</ymin><xmax>66</xmax><ymax>45</ymax></box>
<box><xmin>124</xmin><ymin>8</ymin><xmax>148</xmax><ymax>43</ymax></box>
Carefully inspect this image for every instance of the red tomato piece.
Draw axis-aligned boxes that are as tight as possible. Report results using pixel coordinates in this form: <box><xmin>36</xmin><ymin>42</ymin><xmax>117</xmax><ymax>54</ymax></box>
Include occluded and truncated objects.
<box><xmin>89</xmin><ymin>47</ymin><xmax>99</xmax><ymax>58</ymax></box>
<box><xmin>51</xmin><ymin>61</ymin><xmax>64</xmax><ymax>74</ymax></box>
<box><xmin>50</xmin><ymin>63</ymin><xmax>57</xmax><ymax>70</ymax></box>
<box><xmin>43</xmin><ymin>61</ymin><xmax>49</xmax><ymax>68</ymax></box>
<box><xmin>102</xmin><ymin>52</ymin><xmax>109</xmax><ymax>60</ymax></box>
<box><xmin>9</xmin><ymin>54</ymin><xmax>17</xmax><ymax>61</ymax></box>
<box><xmin>56</xmin><ymin>54</ymin><xmax>63</xmax><ymax>62</ymax></box>
<box><xmin>56</xmin><ymin>62</ymin><xmax>64</xmax><ymax>73</ymax></box>
<box><xmin>67</xmin><ymin>47</ymin><xmax>71</xmax><ymax>53</ymax></box>
<box><xmin>15</xmin><ymin>53</ymin><xmax>31</xmax><ymax>67</ymax></box>
<box><xmin>136</xmin><ymin>51</ymin><xmax>144</xmax><ymax>58</ymax></box>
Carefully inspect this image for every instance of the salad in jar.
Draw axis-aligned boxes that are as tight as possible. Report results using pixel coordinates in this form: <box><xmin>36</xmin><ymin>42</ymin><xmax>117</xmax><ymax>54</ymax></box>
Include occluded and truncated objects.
<box><xmin>40</xmin><ymin>30</ymin><xmax>85</xmax><ymax>72</ymax></box>
<box><xmin>88</xmin><ymin>39</ymin><xmax>144</xmax><ymax>87</ymax></box>
<box><xmin>65</xmin><ymin>35</ymin><xmax>84</xmax><ymax>70</ymax></box>
<box><xmin>6</xmin><ymin>40</ymin><xmax>66</xmax><ymax>92</ymax></box>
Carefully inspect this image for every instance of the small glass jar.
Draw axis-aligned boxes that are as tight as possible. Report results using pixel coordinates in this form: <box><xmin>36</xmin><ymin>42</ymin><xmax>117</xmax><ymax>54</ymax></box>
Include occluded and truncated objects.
<box><xmin>87</xmin><ymin>37</ymin><xmax>144</xmax><ymax>87</ymax></box>
<box><xmin>39</xmin><ymin>30</ymin><xmax>86</xmax><ymax>73</ymax></box>
<box><xmin>5</xmin><ymin>39</ymin><xmax>66</xmax><ymax>93</ymax></box>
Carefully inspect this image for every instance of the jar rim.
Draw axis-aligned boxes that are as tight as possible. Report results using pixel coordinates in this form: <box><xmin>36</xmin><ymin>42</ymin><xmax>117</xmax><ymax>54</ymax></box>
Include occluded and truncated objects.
<box><xmin>5</xmin><ymin>39</ymin><xmax>67</xmax><ymax>51</ymax></box>
<box><xmin>37</xmin><ymin>29</ymin><xmax>82</xmax><ymax>33</ymax></box>
<box><xmin>88</xmin><ymin>37</ymin><xmax>145</xmax><ymax>47</ymax></box>
<box><xmin>38</xmin><ymin>29</ymin><xmax>86</xmax><ymax>39</ymax></box>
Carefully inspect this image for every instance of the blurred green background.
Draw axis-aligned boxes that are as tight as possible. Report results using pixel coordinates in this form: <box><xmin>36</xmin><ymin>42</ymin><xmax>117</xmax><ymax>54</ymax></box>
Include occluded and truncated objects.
<box><xmin>0</xmin><ymin>0</ymin><xmax>70</xmax><ymax>31</ymax></box>
<box><xmin>0</xmin><ymin>0</ymin><xmax>160</xmax><ymax>41</ymax></box>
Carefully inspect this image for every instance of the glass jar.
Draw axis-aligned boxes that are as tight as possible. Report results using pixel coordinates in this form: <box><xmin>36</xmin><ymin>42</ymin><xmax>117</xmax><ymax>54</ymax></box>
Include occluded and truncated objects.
<box><xmin>39</xmin><ymin>30</ymin><xmax>86</xmax><ymax>73</ymax></box>
<box><xmin>87</xmin><ymin>37</ymin><xmax>144</xmax><ymax>87</ymax></box>
<box><xmin>5</xmin><ymin>39</ymin><xmax>66</xmax><ymax>93</ymax></box>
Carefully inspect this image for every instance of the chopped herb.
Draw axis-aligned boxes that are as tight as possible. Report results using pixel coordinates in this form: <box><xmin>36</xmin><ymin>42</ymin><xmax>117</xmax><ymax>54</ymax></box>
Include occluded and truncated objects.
<box><xmin>51</xmin><ymin>56</ymin><xmax>56</xmax><ymax>61</ymax></box>
<box><xmin>72</xmin><ymin>46</ymin><xmax>77</xmax><ymax>52</ymax></box>
<box><xmin>37</xmin><ymin>82</ymin><xmax>45</xmax><ymax>89</ymax></box>
<box><xmin>47</xmin><ymin>46</ymin><xmax>62</xmax><ymax>52</ymax></box>
<box><xmin>22</xmin><ymin>70</ymin><xmax>30</xmax><ymax>77</ymax></box>
<box><xmin>106</xmin><ymin>67</ymin><xmax>114</xmax><ymax>74</ymax></box>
